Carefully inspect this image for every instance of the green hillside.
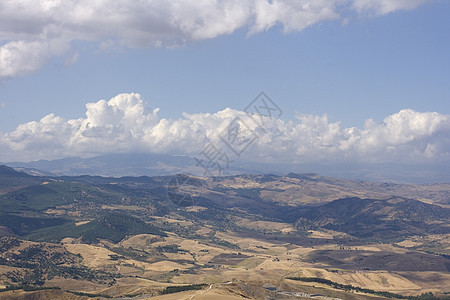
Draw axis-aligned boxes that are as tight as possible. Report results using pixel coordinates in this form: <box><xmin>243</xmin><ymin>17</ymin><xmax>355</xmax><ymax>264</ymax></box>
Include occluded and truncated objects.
<box><xmin>27</xmin><ymin>212</ymin><xmax>167</xmax><ymax>243</ymax></box>
<box><xmin>0</xmin><ymin>212</ymin><xmax>70</xmax><ymax>236</ymax></box>
<box><xmin>0</xmin><ymin>165</ymin><xmax>41</xmax><ymax>189</ymax></box>
<box><xmin>0</xmin><ymin>180</ymin><xmax>127</xmax><ymax>212</ymax></box>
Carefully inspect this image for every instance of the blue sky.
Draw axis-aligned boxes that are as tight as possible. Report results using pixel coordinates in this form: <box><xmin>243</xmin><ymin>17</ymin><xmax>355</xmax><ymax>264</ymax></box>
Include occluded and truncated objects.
<box><xmin>1</xmin><ymin>0</ymin><xmax>448</xmax><ymax>129</ymax></box>
<box><xmin>0</xmin><ymin>0</ymin><xmax>449</xmax><ymax>170</ymax></box>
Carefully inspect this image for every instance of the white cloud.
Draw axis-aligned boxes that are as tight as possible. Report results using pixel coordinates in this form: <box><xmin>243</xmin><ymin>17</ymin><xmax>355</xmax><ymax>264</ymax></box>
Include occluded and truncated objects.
<box><xmin>0</xmin><ymin>39</ymin><xmax>57</xmax><ymax>79</ymax></box>
<box><xmin>251</xmin><ymin>0</ymin><xmax>341</xmax><ymax>34</ymax></box>
<box><xmin>0</xmin><ymin>0</ymin><xmax>432</xmax><ymax>79</ymax></box>
<box><xmin>0</xmin><ymin>92</ymin><xmax>448</xmax><ymax>165</ymax></box>
<box><xmin>352</xmin><ymin>0</ymin><xmax>429</xmax><ymax>15</ymax></box>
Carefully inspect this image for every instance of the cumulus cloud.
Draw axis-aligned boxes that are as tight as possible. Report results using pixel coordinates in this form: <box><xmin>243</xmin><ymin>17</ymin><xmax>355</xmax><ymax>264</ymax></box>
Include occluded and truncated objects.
<box><xmin>0</xmin><ymin>92</ymin><xmax>449</xmax><ymax>165</ymax></box>
<box><xmin>0</xmin><ymin>0</ymin><xmax>431</xmax><ymax>79</ymax></box>
<box><xmin>0</xmin><ymin>39</ymin><xmax>67</xmax><ymax>79</ymax></box>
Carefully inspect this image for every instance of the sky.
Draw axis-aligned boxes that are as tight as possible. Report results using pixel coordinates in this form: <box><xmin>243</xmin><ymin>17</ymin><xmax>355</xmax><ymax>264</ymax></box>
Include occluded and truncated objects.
<box><xmin>0</xmin><ymin>0</ymin><xmax>449</xmax><ymax>172</ymax></box>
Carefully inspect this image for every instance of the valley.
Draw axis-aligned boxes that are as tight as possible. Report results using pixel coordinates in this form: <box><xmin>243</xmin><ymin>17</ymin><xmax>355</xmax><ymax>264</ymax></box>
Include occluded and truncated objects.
<box><xmin>0</xmin><ymin>166</ymin><xmax>449</xmax><ymax>299</ymax></box>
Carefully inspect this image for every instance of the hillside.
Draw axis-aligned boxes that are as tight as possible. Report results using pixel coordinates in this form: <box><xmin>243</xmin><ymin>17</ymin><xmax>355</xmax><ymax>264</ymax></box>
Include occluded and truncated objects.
<box><xmin>27</xmin><ymin>212</ymin><xmax>167</xmax><ymax>243</ymax></box>
<box><xmin>206</xmin><ymin>173</ymin><xmax>450</xmax><ymax>206</ymax></box>
<box><xmin>294</xmin><ymin>196</ymin><xmax>450</xmax><ymax>239</ymax></box>
<box><xmin>0</xmin><ymin>165</ymin><xmax>42</xmax><ymax>192</ymax></box>
<box><xmin>0</xmin><ymin>167</ymin><xmax>449</xmax><ymax>299</ymax></box>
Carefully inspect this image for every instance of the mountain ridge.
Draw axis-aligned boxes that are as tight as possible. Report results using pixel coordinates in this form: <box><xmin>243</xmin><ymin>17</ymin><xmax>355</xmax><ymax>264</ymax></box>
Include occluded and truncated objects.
<box><xmin>4</xmin><ymin>153</ymin><xmax>450</xmax><ymax>183</ymax></box>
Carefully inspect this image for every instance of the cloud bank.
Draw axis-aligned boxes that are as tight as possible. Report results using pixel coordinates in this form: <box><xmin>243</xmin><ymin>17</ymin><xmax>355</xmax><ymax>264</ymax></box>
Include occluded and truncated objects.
<box><xmin>1</xmin><ymin>92</ymin><xmax>448</xmax><ymax>164</ymax></box>
<box><xmin>0</xmin><ymin>0</ymin><xmax>431</xmax><ymax>79</ymax></box>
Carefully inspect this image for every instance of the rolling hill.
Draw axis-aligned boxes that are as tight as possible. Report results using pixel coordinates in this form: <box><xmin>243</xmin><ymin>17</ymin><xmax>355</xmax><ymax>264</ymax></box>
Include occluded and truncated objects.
<box><xmin>27</xmin><ymin>212</ymin><xmax>167</xmax><ymax>243</ymax></box>
<box><xmin>0</xmin><ymin>166</ymin><xmax>449</xmax><ymax>299</ymax></box>
<box><xmin>294</xmin><ymin>196</ymin><xmax>450</xmax><ymax>239</ymax></box>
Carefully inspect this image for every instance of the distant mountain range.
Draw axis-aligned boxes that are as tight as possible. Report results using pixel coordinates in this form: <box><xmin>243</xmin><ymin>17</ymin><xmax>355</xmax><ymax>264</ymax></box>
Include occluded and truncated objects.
<box><xmin>1</xmin><ymin>165</ymin><xmax>448</xmax><ymax>243</ymax></box>
<box><xmin>3</xmin><ymin>153</ymin><xmax>449</xmax><ymax>183</ymax></box>
<box><xmin>5</xmin><ymin>153</ymin><xmax>197</xmax><ymax>177</ymax></box>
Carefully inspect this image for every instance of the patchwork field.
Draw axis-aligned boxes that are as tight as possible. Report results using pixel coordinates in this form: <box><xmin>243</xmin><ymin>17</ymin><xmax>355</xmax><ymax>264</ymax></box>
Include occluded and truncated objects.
<box><xmin>0</xmin><ymin>168</ymin><xmax>449</xmax><ymax>299</ymax></box>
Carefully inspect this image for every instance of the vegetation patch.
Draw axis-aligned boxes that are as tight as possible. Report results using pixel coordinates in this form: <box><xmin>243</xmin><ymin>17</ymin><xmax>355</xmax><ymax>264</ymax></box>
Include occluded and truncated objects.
<box><xmin>286</xmin><ymin>277</ymin><xmax>441</xmax><ymax>299</ymax></box>
<box><xmin>66</xmin><ymin>290</ymin><xmax>112</xmax><ymax>298</ymax></box>
<box><xmin>157</xmin><ymin>244</ymin><xmax>188</xmax><ymax>253</ymax></box>
<box><xmin>160</xmin><ymin>283</ymin><xmax>207</xmax><ymax>295</ymax></box>
<box><xmin>0</xmin><ymin>285</ymin><xmax>60</xmax><ymax>293</ymax></box>
<box><xmin>0</xmin><ymin>212</ymin><xmax>70</xmax><ymax>236</ymax></box>
<box><xmin>27</xmin><ymin>212</ymin><xmax>166</xmax><ymax>243</ymax></box>
<box><xmin>208</xmin><ymin>238</ymin><xmax>240</xmax><ymax>249</ymax></box>
<box><xmin>109</xmin><ymin>246</ymin><xmax>157</xmax><ymax>262</ymax></box>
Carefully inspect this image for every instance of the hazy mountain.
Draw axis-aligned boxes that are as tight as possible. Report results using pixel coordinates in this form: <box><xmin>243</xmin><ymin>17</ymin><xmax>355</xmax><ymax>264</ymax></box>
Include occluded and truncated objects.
<box><xmin>5</xmin><ymin>153</ymin><xmax>449</xmax><ymax>183</ymax></box>
<box><xmin>5</xmin><ymin>153</ymin><xmax>197</xmax><ymax>177</ymax></box>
